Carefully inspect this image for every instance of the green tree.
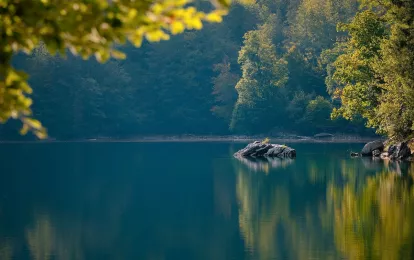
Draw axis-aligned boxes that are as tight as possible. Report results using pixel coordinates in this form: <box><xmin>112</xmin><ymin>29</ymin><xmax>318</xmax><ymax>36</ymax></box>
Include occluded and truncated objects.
<box><xmin>328</xmin><ymin>0</ymin><xmax>414</xmax><ymax>141</ymax></box>
<box><xmin>0</xmin><ymin>0</ymin><xmax>234</xmax><ymax>138</ymax></box>
<box><xmin>285</xmin><ymin>0</ymin><xmax>358</xmax><ymax>96</ymax></box>
<box><xmin>211</xmin><ymin>56</ymin><xmax>240</xmax><ymax>123</ymax></box>
<box><xmin>302</xmin><ymin>96</ymin><xmax>334</xmax><ymax>131</ymax></box>
<box><xmin>230</xmin><ymin>11</ymin><xmax>289</xmax><ymax>133</ymax></box>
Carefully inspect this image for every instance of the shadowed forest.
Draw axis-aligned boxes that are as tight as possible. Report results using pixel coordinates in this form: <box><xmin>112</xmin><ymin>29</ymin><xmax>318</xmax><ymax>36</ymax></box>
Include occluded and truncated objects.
<box><xmin>1</xmin><ymin>0</ymin><xmax>413</xmax><ymax>141</ymax></box>
<box><xmin>0</xmin><ymin>0</ymin><xmax>370</xmax><ymax>140</ymax></box>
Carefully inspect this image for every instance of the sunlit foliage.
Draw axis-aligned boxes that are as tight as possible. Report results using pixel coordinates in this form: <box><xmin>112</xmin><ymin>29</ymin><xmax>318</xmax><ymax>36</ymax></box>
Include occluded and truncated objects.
<box><xmin>0</xmin><ymin>0</ymin><xmax>391</xmax><ymax>139</ymax></box>
<box><xmin>0</xmin><ymin>0</ymin><xmax>234</xmax><ymax>138</ymax></box>
<box><xmin>328</xmin><ymin>0</ymin><xmax>414</xmax><ymax>141</ymax></box>
<box><xmin>229</xmin><ymin>0</ymin><xmax>362</xmax><ymax>135</ymax></box>
<box><xmin>230</xmin><ymin>8</ymin><xmax>289</xmax><ymax>133</ymax></box>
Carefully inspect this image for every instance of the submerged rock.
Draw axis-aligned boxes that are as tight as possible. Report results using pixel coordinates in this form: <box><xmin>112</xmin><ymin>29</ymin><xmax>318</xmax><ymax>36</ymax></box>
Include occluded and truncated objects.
<box><xmin>361</xmin><ymin>140</ymin><xmax>384</xmax><ymax>156</ymax></box>
<box><xmin>350</xmin><ymin>152</ymin><xmax>360</xmax><ymax>157</ymax></box>
<box><xmin>234</xmin><ymin>141</ymin><xmax>296</xmax><ymax>158</ymax></box>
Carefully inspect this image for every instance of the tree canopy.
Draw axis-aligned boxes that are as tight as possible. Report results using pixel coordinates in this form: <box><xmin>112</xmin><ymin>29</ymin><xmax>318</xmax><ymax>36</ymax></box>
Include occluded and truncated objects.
<box><xmin>328</xmin><ymin>0</ymin><xmax>414</xmax><ymax>141</ymax></box>
<box><xmin>0</xmin><ymin>0</ymin><xmax>236</xmax><ymax>138</ymax></box>
<box><xmin>4</xmin><ymin>0</ymin><xmax>413</xmax><ymax>140</ymax></box>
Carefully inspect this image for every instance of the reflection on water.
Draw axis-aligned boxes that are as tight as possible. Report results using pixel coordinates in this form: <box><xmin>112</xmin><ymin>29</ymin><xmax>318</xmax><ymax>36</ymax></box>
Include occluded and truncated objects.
<box><xmin>0</xmin><ymin>143</ymin><xmax>413</xmax><ymax>259</ymax></box>
<box><xmin>235</xmin><ymin>144</ymin><xmax>414</xmax><ymax>260</ymax></box>
<box><xmin>327</xmin><ymin>163</ymin><xmax>414</xmax><ymax>260</ymax></box>
<box><xmin>234</xmin><ymin>155</ymin><xmax>294</xmax><ymax>173</ymax></box>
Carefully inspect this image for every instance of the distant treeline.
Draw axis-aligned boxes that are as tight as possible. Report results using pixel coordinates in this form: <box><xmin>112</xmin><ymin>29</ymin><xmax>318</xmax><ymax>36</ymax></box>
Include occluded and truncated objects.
<box><xmin>1</xmin><ymin>0</ymin><xmax>388</xmax><ymax>140</ymax></box>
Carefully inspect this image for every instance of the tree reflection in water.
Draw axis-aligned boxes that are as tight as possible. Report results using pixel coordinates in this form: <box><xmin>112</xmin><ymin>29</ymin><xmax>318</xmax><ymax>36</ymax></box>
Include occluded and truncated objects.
<box><xmin>0</xmin><ymin>143</ymin><xmax>413</xmax><ymax>260</ymax></box>
<box><xmin>234</xmin><ymin>150</ymin><xmax>414</xmax><ymax>260</ymax></box>
<box><xmin>234</xmin><ymin>155</ymin><xmax>294</xmax><ymax>173</ymax></box>
<box><xmin>326</xmin><ymin>162</ymin><xmax>414</xmax><ymax>260</ymax></box>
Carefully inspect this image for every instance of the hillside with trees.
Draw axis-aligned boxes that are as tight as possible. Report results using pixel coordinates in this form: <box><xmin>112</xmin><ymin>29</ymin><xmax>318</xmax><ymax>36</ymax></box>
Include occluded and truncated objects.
<box><xmin>1</xmin><ymin>0</ymin><xmax>412</xmax><ymax>141</ymax></box>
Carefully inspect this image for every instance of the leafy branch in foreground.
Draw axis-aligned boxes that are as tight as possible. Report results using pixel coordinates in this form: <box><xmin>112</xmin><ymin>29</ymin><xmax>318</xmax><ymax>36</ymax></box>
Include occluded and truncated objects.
<box><xmin>0</xmin><ymin>0</ymin><xmax>241</xmax><ymax>138</ymax></box>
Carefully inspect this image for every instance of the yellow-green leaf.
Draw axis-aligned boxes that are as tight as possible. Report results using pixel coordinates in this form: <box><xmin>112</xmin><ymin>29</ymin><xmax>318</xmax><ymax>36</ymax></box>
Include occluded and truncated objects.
<box><xmin>111</xmin><ymin>50</ymin><xmax>126</xmax><ymax>59</ymax></box>
<box><xmin>20</xmin><ymin>124</ymin><xmax>29</xmax><ymax>135</ymax></box>
<box><xmin>25</xmin><ymin>118</ymin><xmax>42</xmax><ymax>130</ymax></box>
<box><xmin>205</xmin><ymin>11</ymin><xmax>226</xmax><ymax>23</ymax></box>
<box><xmin>171</xmin><ymin>21</ymin><xmax>185</xmax><ymax>35</ymax></box>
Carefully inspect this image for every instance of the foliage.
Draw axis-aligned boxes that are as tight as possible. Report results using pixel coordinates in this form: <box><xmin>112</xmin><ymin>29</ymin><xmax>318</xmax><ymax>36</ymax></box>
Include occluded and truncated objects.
<box><xmin>211</xmin><ymin>56</ymin><xmax>240</xmax><ymax>122</ymax></box>
<box><xmin>302</xmin><ymin>96</ymin><xmax>333</xmax><ymax>130</ymax></box>
<box><xmin>261</xmin><ymin>137</ymin><xmax>270</xmax><ymax>144</ymax></box>
<box><xmin>230</xmin><ymin>10</ymin><xmax>289</xmax><ymax>133</ymax></box>
<box><xmin>0</xmin><ymin>0</ymin><xmax>382</xmax><ymax>140</ymax></box>
<box><xmin>0</xmin><ymin>0</ymin><xmax>234</xmax><ymax>138</ymax></box>
<box><xmin>327</xmin><ymin>0</ymin><xmax>414</xmax><ymax>141</ymax></box>
<box><xmin>229</xmin><ymin>0</ymin><xmax>363</xmax><ymax>135</ymax></box>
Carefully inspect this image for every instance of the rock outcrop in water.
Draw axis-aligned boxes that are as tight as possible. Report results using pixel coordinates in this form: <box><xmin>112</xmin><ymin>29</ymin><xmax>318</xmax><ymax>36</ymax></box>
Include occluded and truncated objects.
<box><xmin>354</xmin><ymin>139</ymin><xmax>413</xmax><ymax>161</ymax></box>
<box><xmin>385</xmin><ymin>141</ymin><xmax>412</xmax><ymax>160</ymax></box>
<box><xmin>234</xmin><ymin>141</ymin><xmax>296</xmax><ymax>158</ymax></box>
<box><xmin>361</xmin><ymin>140</ymin><xmax>384</xmax><ymax>156</ymax></box>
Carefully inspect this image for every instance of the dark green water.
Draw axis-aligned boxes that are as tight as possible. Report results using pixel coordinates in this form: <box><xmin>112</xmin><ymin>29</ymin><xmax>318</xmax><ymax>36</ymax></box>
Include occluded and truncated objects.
<box><xmin>0</xmin><ymin>142</ymin><xmax>413</xmax><ymax>260</ymax></box>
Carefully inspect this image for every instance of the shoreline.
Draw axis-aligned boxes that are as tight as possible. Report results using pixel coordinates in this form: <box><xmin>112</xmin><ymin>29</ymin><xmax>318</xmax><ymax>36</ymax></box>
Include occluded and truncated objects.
<box><xmin>0</xmin><ymin>135</ymin><xmax>380</xmax><ymax>144</ymax></box>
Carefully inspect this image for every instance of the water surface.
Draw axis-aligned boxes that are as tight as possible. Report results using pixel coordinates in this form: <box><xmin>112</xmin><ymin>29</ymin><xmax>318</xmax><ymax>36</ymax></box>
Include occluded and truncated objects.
<box><xmin>0</xmin><ymin>142</ymin><xmax>413</xmax><ymax>260</ymax></box>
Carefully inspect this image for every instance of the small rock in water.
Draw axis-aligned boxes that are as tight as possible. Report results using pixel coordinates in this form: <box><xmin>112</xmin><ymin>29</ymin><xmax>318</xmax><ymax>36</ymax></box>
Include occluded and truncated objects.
<box><xmin>350</xmin><ymin>152</ymin><xmax>360</xmax><ymax>157</ymax></box>
<box><xmin>361</xmin><ymin>140</ymin><xmax>384</xmax><ymax>156</ymax></box>
<box><xmin>234</xmin><ymin>141</ymin><xmax>296</xmax><ymax>158</ymax></box>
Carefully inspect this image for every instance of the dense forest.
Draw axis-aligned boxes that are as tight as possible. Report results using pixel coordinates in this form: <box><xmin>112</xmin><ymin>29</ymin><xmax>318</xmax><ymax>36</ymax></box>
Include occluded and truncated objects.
<box><xmin>1</xmin><ymin>0</ymin><xmax>413</xmax><ymax>140</ymax></box>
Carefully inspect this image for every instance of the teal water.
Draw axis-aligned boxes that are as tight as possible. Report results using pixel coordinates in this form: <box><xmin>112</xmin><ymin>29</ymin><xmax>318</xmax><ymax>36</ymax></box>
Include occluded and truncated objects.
<box><xmin>0</xmin><ymin>142</ymin><xmax>413</xmax><ymax>260</ymax></box>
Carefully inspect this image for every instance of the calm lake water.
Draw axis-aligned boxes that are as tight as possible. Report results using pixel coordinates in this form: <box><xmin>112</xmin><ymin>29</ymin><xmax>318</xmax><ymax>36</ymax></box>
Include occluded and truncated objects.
<box><xmin>0</xmin><ymin>142</ymin><xmax>413</xmax><ymax>260</ymax></box>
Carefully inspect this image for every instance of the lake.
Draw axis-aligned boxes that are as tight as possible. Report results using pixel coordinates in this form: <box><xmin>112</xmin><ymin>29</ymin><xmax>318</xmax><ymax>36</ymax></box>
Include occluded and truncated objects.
<box><xmin>0</xmin><ymin>142</ymin><xmax>413</xmax><ymax>260</ymax></box>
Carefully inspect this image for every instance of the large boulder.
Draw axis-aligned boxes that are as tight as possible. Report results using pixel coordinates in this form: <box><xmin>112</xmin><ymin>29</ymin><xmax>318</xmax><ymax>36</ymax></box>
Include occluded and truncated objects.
<box><xmin>388</xmin><ymin>141</ymin><xmax>411</xmax><ymax>160</ymax></box>
<box><xmin>361</xmin><ymin>140</ymin><xmax>384</xmax><ymax>156</ymax></box>
<box><xmin>265</xmin><ymin>145</ymin><xmax>296</xmax><ymax>158</ymax></box>
<box><xmin>235</xmin><ymin>141</ymin><xmax>266</xmax><ymax>157</ymax></box>
<box><xmin>234</xmin><ymin>142</ymin><xmax>296</xmax><ymax>158</ymax></box>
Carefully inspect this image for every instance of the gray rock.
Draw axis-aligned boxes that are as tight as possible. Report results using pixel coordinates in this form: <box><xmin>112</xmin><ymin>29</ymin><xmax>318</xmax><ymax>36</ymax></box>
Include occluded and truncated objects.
<box><xmin>388</xmin><ymin>145</ymin><xmax>396</xmax><ymax>155</ymax></box>
<box><xmin>389</xmin><ymin>141</ymin><xmax>411</xmax><ymax>160</ymax></box>
<box><xmin>361</xmin><ymin>140</ymin><xmax>384</xmax><ymax>156</ymax></box>
<box><xmin>237</xmin><ymin>141</ymin><xmax>263</xmax><ymax>157</ymax></box>
<box><xmin>234</xmin><ymin>142</ymin><xmax>296</xmax><ymax>159</ymax></box>
<box><xmin>251</xmin><ymin>144</ymin><xmax>273</xmax><ymax>157</ymax></box>
<box><xmin>265</xmin><ymin>145</ymin><xmax>296</xmax><ymax>158</ymax></box>
<box><xmin>380</xmin><ymin>152</ymin><xmax>389</xmax><ymax>159</ymax></box>
<box><xmin>265</xmin><ymin>145</ymin><xmax>285</xmax><ymax>156</ymax></box>
<box><xmin>372</xmin><ymin>149</ymin><xmax>381</xmax><ymax>157</ymax></box>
